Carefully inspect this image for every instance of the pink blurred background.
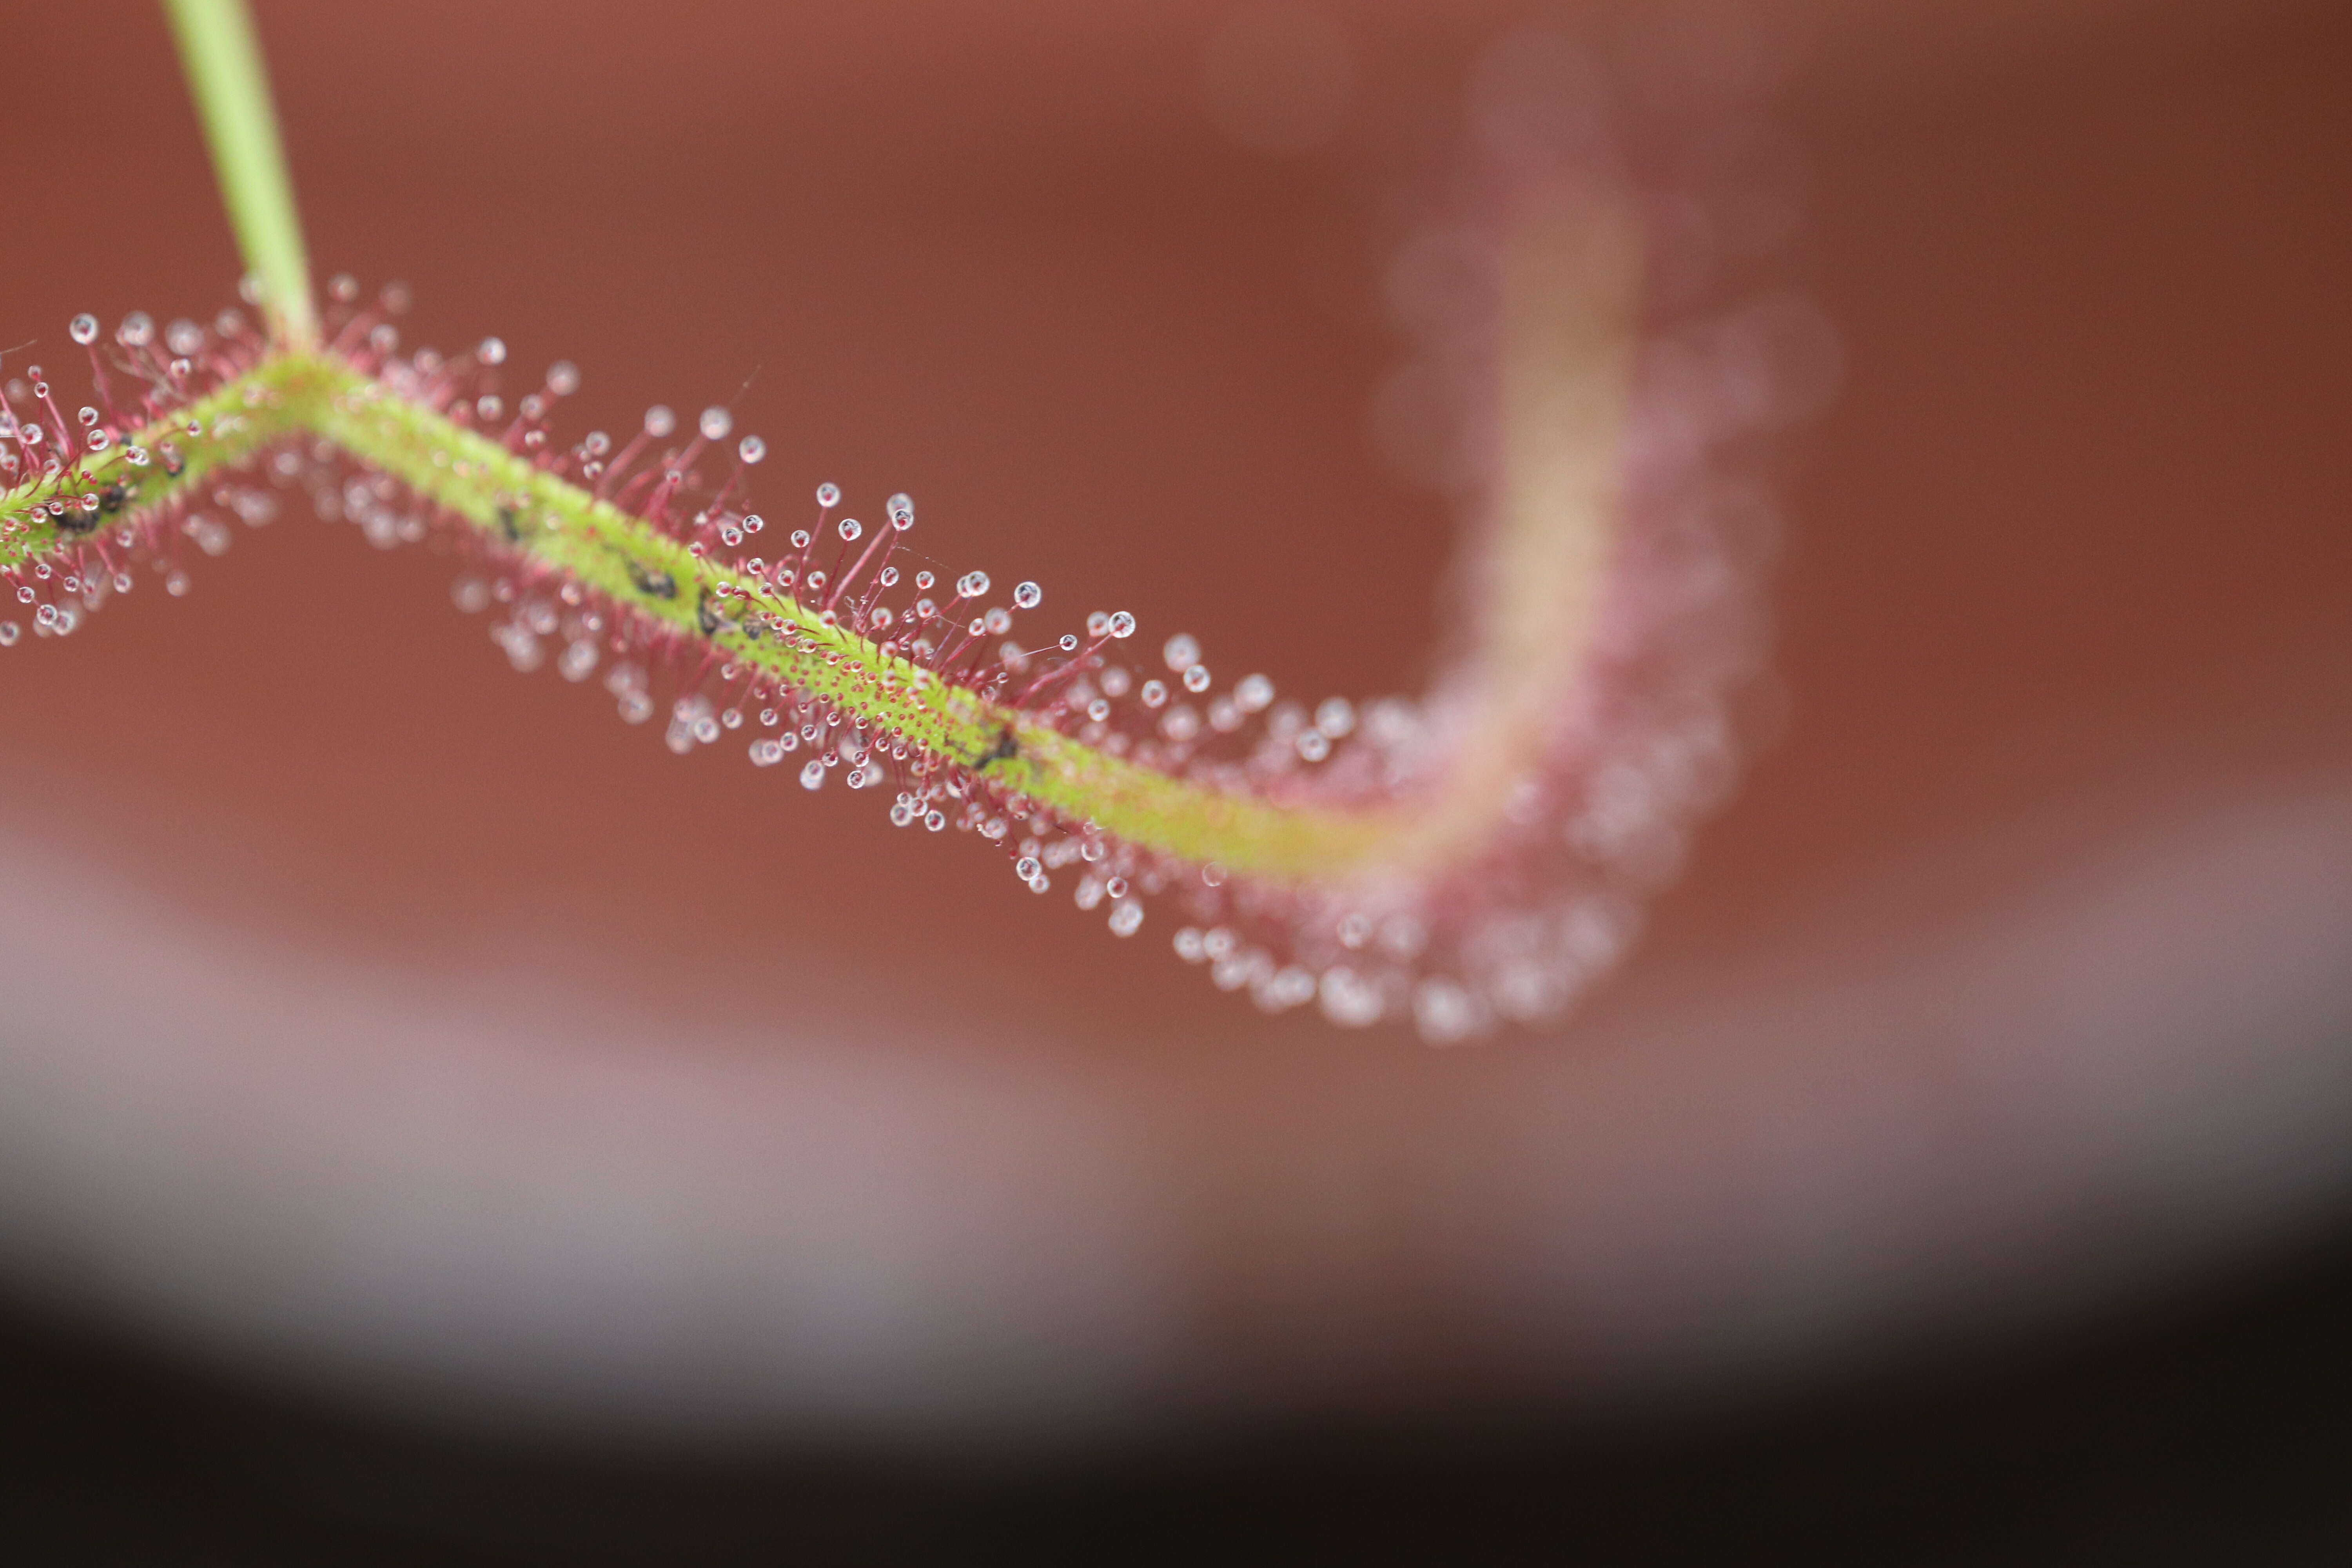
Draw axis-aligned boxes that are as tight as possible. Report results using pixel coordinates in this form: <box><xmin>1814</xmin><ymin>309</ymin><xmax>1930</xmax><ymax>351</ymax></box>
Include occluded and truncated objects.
<box><xmin>0</xmin><ymin>0</ymin><xmax>2347</xmax><ymax>1449</ymax></box>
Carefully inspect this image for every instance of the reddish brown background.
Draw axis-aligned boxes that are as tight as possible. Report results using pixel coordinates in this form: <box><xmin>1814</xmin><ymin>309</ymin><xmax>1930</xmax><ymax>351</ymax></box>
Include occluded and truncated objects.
<box><xmin>0</xmin><ymin>0</ymin><xmax>2348</xmax><ymax>1437</ymax></box>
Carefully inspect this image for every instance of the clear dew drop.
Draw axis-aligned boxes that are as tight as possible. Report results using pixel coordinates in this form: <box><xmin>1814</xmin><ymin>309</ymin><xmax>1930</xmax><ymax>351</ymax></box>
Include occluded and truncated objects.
<box><xmin>1214</xmin><ymin>955</ymin><xmax>1263</xmax><ymax>1000</ymax></box>
<box><xmin>1317</xmin><ymin>968</ymin><xmax>1374</xmax><ymax>1029</ymax></box>
<box><xmin>1109</xmin><ymin>611</ymin><xmax>1136</xmax><ymax>639</ymax></box>
<box><xmin>68</xmin><ymin>313</ymin><xmax>98</xmax><ymax>345</ymax></box>
<box><xmin>799</xmin><ymin>759</ymin><xmax>827</xmax><ymax>790</ymax></box>
<box><xmin>1059</xmin><ymin>634</ymin><xmax>1080</xmax><ymax>653</ymax></box>
<box><xmin>1260</xmin><ymin>967</ymin><xmax>1318</xmax><ymax>1014</ymax></box>
<box><xmin>1414</xmin><ymin>980</ymin><xmax>1486</xmax><ymax>1045</ymax></box>
<box><xmin>887</xmin><ymin>492</ymin><xmax>915</xmax><ymax>528</ymax></box>
<box><xmin>1323</xmin><ymin>971</ymin><xmax>1386</xmax><ymax>1027</ymax></box>
<box><xmin>1183</xmin><ymin>664</ymin><xmax>1212</xmax><ymax>693</ymax></box>
<box><xmin>957</xmin><ymin>570</ymin><xmax>991</xmax><ymax>599</ymax></box>
<box><xmin>816</xmin><ymin>482</ymin><xmax>842</xmax><ymax>508</ymax></box>
<box><xmin>838</xmin><ymin>517</ymin><xmax>862</xmax><ymax>542</ymax></box>
<box><xmin>1013</xmin><ymin>581</ymin><xmax>1042</xmax><ymax>610</ymax></box>
<box><xmin>117</xmin><ymin>311</ymin><xmax>154</xmax><ymax>348</ymax></box>
<box><xmin>495</xmin><ymin>623</ymin><xmax>544</xmax><ymax>673</ymax></box>
<box><xmin>739</xmin><ymin>435</ymin><xmax>766</xmax><ymax>465</ymax></box>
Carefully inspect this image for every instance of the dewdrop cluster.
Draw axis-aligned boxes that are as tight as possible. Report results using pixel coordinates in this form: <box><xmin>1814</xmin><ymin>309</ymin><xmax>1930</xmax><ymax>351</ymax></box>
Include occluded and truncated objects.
<box><xmin>284</xmin><ymin>285</ymin><xmax>1418</xmax><ymax>1001</ymax></box>
<box><xmin>429</xmin><ymin>433</ymin><xmax>1418</xmax><ymax>991</ymax></box>
<box><xmin>0</xmin><ymin>250</ymin><xmax>1786</xmax><ymax>1044</ymax></box>
<box><xmin>5</xmin><ymin>19</ymin><xmax>1813</xmax><ymax>1046</ymax></box>
<box><xmin>1245</xmin><ymin>25</ymin><xmax>1821</xmax><ymax>1041</ymax></box>
<box><xmin>254</xmin><ymin>287</ymin><xmax>1419</xmax><ymax>1004</ymax></box>
<box><xmin>0</xmin><ymin>298</ymin><xmax>289</xmax><ymax>646</ymax></box>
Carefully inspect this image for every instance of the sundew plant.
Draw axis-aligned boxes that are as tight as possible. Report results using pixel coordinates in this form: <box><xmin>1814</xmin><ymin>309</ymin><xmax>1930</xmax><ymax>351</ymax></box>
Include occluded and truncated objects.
<box><xmin>0</xmin><ymin>1</ymin><xmax>1808</xmax><ymax>1042</ymax></box>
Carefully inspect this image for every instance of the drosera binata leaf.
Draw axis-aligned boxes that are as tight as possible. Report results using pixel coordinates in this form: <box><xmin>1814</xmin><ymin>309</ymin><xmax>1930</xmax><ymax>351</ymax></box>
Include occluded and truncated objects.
<box><xmin>0</xmin><ymin>5</ymin><xmax>1808</xmax><ymax>1040</ymax></box>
